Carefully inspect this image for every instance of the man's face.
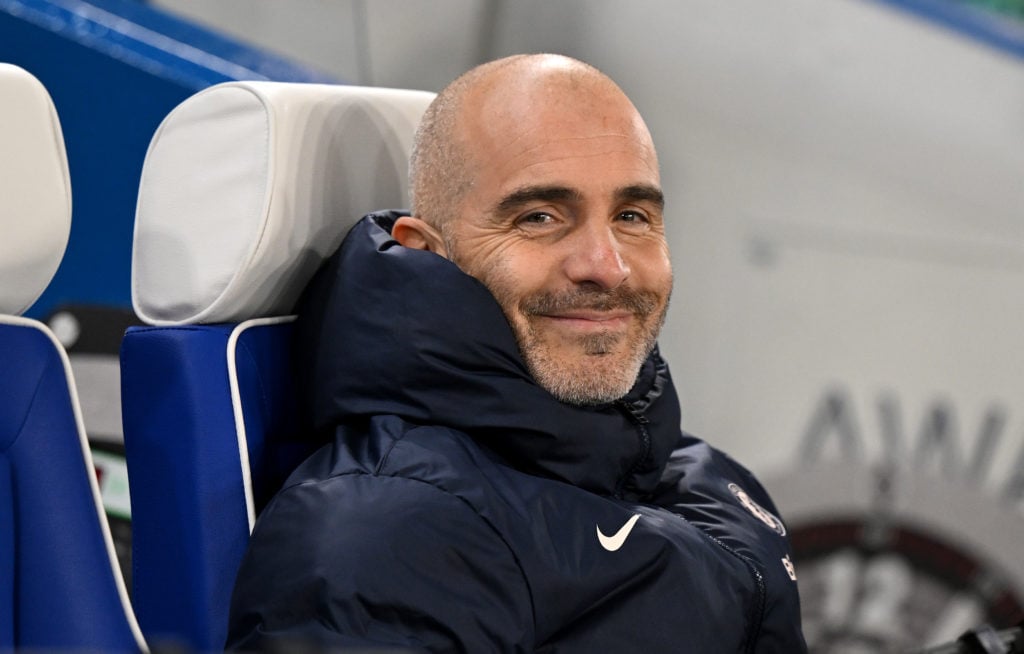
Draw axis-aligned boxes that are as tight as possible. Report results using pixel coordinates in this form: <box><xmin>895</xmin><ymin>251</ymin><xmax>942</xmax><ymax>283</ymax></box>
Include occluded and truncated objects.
<box><xmin>442</xmin><ymin>74</ymin><xmax>673</xmax><ymax>405</ymax></box>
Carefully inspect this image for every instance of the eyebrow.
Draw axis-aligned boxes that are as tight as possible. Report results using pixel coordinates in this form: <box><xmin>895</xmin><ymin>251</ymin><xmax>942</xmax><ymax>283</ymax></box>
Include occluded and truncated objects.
<box><xmin>618</xmin><ymin>184</ymin><xmax>665</xmax><ymax>210</ymax></box>
<box><xmin>496</xmin><ymin>185</ymin><xmax>582</xmax><ymax>214</ymax></box>
<box><xmin>494</xmin><ymin>183</ymin><xmax>665</xmax><ymax>216</ymax></box>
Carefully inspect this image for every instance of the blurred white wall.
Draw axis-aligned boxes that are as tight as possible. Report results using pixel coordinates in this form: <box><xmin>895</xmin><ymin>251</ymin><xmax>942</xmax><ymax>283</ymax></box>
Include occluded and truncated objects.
<box><xmin>147</xmin><ymin>0</ymin><xmax>490</xmax><ymax>89</ymax></box>
<box><xmin>150</xmin><ymin>0</ymin><xmax>1024</xmax><ymax>646</ymax></box>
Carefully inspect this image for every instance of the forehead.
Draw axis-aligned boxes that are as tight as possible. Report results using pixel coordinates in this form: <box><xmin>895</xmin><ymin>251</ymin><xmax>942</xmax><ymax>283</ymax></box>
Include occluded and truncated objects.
<box><xmin>457</xmin><ymin>72</ymin><xmax>660</xmax><ymax>199</ymax></box>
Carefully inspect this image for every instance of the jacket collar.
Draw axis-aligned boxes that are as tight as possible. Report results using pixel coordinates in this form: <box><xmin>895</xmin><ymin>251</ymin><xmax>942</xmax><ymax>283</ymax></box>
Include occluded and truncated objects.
<box><xmin>294</xmin><ymin>211</ymin><xmax>682</xmax><ymax>498</ymax></box>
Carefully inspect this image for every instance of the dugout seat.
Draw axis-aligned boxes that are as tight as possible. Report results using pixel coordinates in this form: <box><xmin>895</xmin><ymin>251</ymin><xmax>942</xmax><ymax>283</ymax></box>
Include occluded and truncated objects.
<box><xmin>0</xmin><ymin>63</ymin><xmax>146</xmax><ymax>652</ymax></box>
<box><xmin>121</xmin><ymin>80</ymin><xmax>434</xmax><ymax>651</ymax></box>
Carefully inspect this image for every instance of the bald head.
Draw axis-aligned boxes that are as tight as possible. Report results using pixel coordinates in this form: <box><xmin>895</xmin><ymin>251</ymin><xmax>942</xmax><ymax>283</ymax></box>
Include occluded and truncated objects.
<box><xmin>408</xmin><ymin>54</ymin><xmax>657</xmax><ymax>234</ymax></box>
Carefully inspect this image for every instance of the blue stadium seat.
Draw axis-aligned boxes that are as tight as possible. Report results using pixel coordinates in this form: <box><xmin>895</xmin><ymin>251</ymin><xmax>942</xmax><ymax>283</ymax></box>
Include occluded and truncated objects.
<box><xmin>121</xmin><ymin>80</ymin><xmax>434</xmax><ymax>651</ymax></box>
<box><xmin>0</xmin><ymin>63</ymin><xmax>146</xmax><ymax>652</ymax></box>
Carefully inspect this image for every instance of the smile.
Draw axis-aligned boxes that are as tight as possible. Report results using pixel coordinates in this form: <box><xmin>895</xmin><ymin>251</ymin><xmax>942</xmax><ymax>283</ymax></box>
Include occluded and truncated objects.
<box><xmin>535</xmin><ymin>311</ymin><xmax>634</xmax><ymax>331</ymax></box>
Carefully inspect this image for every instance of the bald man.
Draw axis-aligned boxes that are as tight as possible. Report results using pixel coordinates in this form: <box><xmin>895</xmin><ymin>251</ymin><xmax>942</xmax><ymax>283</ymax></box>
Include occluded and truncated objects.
<box><xmin>227</xmin><ymin>55</ymin><xmax>807</xmax><ymax>653</ymax></box>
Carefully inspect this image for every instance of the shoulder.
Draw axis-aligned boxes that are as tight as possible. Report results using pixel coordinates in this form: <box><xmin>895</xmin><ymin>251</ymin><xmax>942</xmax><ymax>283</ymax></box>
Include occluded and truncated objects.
<box><xmin>663</xmin><ymin>432</ymin><xmax>781</xmax><ymax>512</ymax></box>
<box><xmin>285</xmin><ymin>415</ymin><xmax>507</xmax><ymax>490</ymax></box>
<box><xmin>232</xmin><ymin>461</ymin><xmax>535</xmax><ymax>651</ymax></box>
<box><xmin>259</xmin><ymin>470</ymin><xmax>511</xmax><ymax>574</ymax></box>
<box><xmin>654</xmin><ymin>433</ymin><xmax>793</xmax><ymax>573</ymax></box>
<box><xmin>258</xmin><ymin>422</ymin><xmax>515</xmax><ymax>559</ymax></box>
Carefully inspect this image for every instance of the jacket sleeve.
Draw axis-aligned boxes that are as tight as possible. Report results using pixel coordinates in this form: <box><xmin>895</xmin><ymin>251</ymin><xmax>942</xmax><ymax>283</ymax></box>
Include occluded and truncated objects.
<box><xmin>226</xmin><ymin>473</ymin><xmax>535</xmax><ymax>653</ymax></box>
<box><xmin>654</xmin><ymin>438</ymin><xmax>809</xmax><ymax>654</ymax></box>
<box><xmin>718</xmin><ymin>453</ymin><xmax>809</xmax><ymax>654</ymax></box>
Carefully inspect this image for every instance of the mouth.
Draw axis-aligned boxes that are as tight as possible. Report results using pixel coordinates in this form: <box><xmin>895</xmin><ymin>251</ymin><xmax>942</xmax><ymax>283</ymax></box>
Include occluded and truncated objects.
<box><xmin>518</xmin><ymin>287</ymin><xmax>657</xmax><ymax>338</ymax></box>
<box><xmin>534</xmin><ymin>310</ymin><xmax>634</xmax><ymax>332</ymax></box>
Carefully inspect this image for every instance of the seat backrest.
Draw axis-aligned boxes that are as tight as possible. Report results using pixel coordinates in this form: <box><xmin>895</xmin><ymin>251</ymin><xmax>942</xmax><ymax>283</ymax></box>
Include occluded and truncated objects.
<box><xmin>0</xmin><ymin>63</ymin><xmax>146</xmax><ymax>652</ymax></box>
<box><xmin>121</xmin><ymin>80</ymin><xmax>434</xmax><ymax>651</ymax></box>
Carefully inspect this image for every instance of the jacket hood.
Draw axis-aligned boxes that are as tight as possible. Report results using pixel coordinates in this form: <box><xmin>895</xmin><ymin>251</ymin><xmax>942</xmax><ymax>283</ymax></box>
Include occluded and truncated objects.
<box><xmin>293</xmin><ymin>211</ymin><xmax>683</xmax><ymax>498</ymax></box>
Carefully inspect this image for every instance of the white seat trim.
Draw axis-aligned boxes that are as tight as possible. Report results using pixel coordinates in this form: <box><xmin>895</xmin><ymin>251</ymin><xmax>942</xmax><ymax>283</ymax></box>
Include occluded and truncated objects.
<box><xmin>226</xmin><ymin>315</ymin><xmax>297</xmax><ymax>532</ymax></box>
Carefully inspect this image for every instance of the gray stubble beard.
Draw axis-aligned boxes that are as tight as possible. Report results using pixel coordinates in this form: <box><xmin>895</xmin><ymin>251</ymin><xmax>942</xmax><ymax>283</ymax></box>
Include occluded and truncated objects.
<box><xmin>443</xmin><ymin>230</ymin><xmax>670</xmax><ymax>406</ymax></box>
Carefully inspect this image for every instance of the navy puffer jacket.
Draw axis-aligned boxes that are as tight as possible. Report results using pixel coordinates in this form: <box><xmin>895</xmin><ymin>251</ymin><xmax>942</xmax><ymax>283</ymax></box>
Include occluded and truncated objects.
<box><xmin>226</xmin><ymin>212</ymin><xmax>807</xmax><ymax>653</ymax></box>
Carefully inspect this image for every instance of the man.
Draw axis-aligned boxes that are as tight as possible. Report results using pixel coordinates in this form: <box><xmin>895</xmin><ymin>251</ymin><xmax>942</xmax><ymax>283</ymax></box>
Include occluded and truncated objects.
<box><xmin>227</xmin><ymin>54</ymin><xmax>807</xmax><ymax>653</ymax></box>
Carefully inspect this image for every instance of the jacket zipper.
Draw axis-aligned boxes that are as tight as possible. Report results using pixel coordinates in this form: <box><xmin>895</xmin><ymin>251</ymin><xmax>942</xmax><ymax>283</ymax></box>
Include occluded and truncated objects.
<box><xmin>613</xmin><ymin>401</ymin><xmax>652</xmax><ymax>500</ymax></box>
<box><xmin>707</xmin><ymin>530</ymin><xmax>767</xmax><ymax>653</ymax></box>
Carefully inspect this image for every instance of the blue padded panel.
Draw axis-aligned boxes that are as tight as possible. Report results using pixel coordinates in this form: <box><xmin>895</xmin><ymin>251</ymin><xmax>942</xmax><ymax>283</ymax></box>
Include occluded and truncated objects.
<box><xmin>0</xmin><ymin>322</ymin><xmax>139</xmax><ymax>651</ymax></box>
<box><xmin>121</xmin><ymin>324</ymin><xmax>242</xmax><ymax>651</ymax></box>
<box><xmin>121</xmin><ymin>321</ymin><xmax>309</xmax><ymax>651</ymax></box>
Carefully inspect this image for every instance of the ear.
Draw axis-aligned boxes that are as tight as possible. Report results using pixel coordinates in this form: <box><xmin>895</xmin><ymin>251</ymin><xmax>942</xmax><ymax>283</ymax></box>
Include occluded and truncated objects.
<box><xmin>392</xmin><ymin>216</ymin><xmax>448</xmax><ymax>257</ymax></box>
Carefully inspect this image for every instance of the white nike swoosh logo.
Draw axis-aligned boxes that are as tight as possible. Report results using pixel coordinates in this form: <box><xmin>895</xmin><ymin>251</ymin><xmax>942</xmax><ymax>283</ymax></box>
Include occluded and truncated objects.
<box><xmin>597</xmin><ymin>513</ymin><xmax>641</xmax><ymax>552</ymax></box>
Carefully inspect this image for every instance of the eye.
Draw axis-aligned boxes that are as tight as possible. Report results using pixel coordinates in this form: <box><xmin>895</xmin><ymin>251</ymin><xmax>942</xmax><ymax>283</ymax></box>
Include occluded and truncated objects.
<box><xmin>510</xmin><ymin>208</ymin><xmax>566</xmax><ymax>236</ymax></box>
<box><xmin>616</xmin><ymin>210</ymin><xmax>651</xmax><ymax>229</ymax></box>
<box><xmin>518</xmin><ymin>211</ymin><xmax>555</xmax><ymax>225</ymax></box>
<box><xmin>514</xmin><ymin>211</ymin><xmax>562</xmax><ymax>232</ymax></box>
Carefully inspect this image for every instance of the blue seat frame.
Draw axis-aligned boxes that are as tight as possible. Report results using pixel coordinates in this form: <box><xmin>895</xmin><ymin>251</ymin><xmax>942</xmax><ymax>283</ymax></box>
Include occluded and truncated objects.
<box><xmin>121</xmin><ymin>318</ymin><xmax>315</xmax><ymax>651</ymax></box>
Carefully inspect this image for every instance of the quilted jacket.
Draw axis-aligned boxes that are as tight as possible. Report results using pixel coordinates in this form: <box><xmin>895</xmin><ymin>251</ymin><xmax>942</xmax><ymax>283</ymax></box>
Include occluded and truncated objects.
<box><xmin>226</xmin><ymin>212</ymin><xmax>807</xmax><ymax>653</ymax></box>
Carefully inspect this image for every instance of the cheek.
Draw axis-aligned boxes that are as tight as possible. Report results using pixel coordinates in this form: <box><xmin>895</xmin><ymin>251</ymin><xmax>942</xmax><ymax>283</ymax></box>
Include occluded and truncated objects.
<box><xmin>463</xmin><ymin>251</ymin><xmax>526</xmax><ymax>316</ymax></box>
<box><xmin>478</xmin><ymin>255</ymin><xmax>560</xmax><ymax>340</ymax></box>
<box><xmin>475</xmin><ymin>246</ymin><xmax>549</xmax><ymax>294</ymax></box>
<box><xmin>631</xmin><ymin>246</ymin><xmax>673</xmax><ymax>295</ymax></box>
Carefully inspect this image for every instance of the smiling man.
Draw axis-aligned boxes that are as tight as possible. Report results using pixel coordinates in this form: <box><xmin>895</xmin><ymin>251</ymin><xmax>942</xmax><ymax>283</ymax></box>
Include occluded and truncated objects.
<box><xmin>227</xmin><ymin>54</ymin><xmax>807</xmax><ymax>653</ymax></box>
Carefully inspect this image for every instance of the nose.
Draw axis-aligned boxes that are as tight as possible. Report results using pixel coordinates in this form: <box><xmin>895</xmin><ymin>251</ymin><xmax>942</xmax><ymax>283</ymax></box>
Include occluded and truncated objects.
<box><xmin>563</xmin><ymin>221</ymin><xmax>630</xmax><ymax>289</ymax></box>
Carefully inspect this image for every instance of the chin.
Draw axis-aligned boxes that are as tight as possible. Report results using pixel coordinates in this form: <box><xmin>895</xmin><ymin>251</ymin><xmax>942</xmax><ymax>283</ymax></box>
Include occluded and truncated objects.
<box><xmin>532</xmin><ymin>352</ymin><xmax>643</xmax><ymax>406</ymax></box>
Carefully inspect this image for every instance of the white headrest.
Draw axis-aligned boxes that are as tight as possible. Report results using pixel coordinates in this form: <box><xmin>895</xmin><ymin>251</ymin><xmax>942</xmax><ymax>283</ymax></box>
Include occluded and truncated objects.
<box><xmin>132</xmin><ymin>81</ymin><xmax>435</xmax><ymax>326</ymax></box>
<box><xmin>0</xmin><ymin>64</ymin><xmax>72</xmax><ymax>316</ymax></box>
